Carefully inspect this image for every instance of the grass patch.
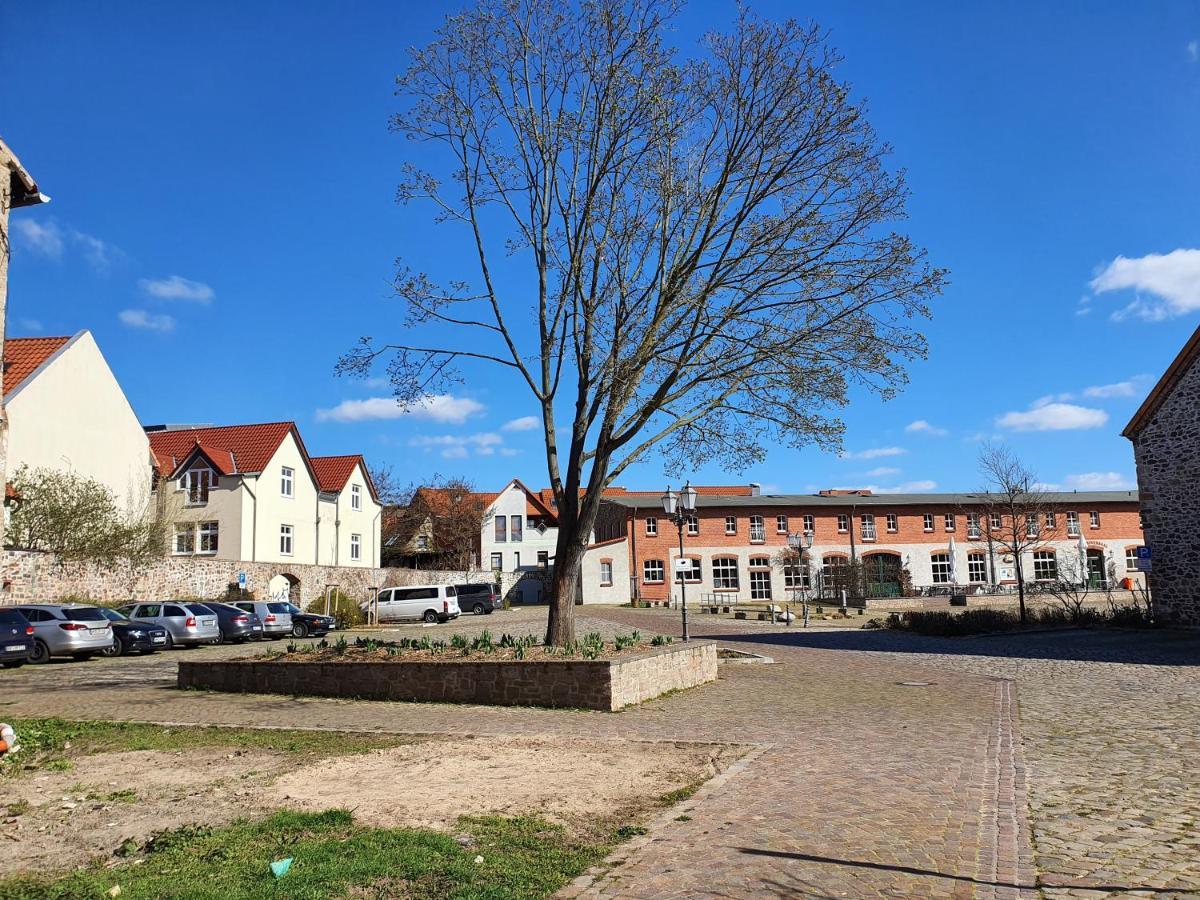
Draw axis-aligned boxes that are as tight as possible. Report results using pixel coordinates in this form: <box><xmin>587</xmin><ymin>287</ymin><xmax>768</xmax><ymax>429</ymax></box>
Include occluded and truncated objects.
<box><xmin>658</xmin><ymin>780</ymin><xmax>703</xmax><ymax>806</ymax></box>
<box><xmin>880</xmin><ymin>604</ymin><xmax>1151</xmax><ymax>637</ymax></box>
<box><xmin>0</xmin><ymin>719</ymin><xmax>424</xmax><ymax>778</ymax></box>
<box><xmin>0</xmin><ymin>809</ymin><xmax>618</xmax><ymax>899</ymax></box>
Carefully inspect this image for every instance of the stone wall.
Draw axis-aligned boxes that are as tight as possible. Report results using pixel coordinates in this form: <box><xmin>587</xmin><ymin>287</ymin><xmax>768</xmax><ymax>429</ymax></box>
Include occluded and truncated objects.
<box><xmin>0</xmin><ymin>549</ymin><xmax>520</xmax><ymax>608</ymax></box>
<box><xmin>178</xmin><ymin>641</ymin><xmax>716</xmax><ymax>711</ymax></box>
<box><xmin>1129</xmin><ymin>350</ymin><xmax>1200</xmax><ymax>627</ymax></box>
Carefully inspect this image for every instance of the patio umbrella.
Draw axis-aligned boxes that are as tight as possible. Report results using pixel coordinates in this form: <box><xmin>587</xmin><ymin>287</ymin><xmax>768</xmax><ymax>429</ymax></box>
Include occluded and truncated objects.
<box><xmin>1078</xmin><ymin>534</ymin><xmax>1089</xmax><ymax>584</ymax></box>
<box><xmin>947</xmin><ymin>536</ymin><xmax>958</xmax><ymax>585</ymax></box>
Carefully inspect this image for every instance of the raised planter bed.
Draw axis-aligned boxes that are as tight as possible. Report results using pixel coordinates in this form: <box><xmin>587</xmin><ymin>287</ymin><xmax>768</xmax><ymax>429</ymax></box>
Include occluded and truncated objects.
<box><xmin>178</xmin><ymin>641</ymin><xmax>718</xmax><ymax>711</ymax></box>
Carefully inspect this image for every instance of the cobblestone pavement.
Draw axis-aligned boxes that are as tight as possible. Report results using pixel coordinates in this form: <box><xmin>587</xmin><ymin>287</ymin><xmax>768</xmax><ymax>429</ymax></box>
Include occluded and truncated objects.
<box><xmin>1</xmin><ymin>605</ymin><xmax>1197</xmax><ymax>898</ymax></box>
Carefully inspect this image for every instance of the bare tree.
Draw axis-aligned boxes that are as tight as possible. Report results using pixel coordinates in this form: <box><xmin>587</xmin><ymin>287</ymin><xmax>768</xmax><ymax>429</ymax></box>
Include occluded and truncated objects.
<box><xmin>973</xmin><ymin>445</ymin><xmax>1062</xmax><ymax>624</ymax></box>
<box><xmin>6</xmin><ymin>465</ymin><xmax>166</xmax><ymax>568</ymax></box>
<box><xmin>367</xmin><ymin>461</ymin><xmax>407</xmax><ymax>507</ymax></box>
<box><xmin>342</xmin><ymin>0</ymin><xmax>944</xmax><ymax>643</ymax></box>
<box><xmin>388</xmin><ymin>478</ymin><xmax>488</xmax><ymax>579</ymax></box>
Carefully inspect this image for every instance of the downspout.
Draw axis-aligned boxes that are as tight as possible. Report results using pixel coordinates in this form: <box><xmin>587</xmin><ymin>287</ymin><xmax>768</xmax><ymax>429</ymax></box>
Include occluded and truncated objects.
<box><xmin>628</xmin><ymin>503</ymin><xmax>639</xmax><ymax>602</ymax></box>
<box><xmin>243</xmin><ymin>477</ymin><xmax>258</xmax><ymax>561</ymax></box>
<box><xmin>371</xmin><ymin>505</ymin><xmax>381</xmax><ymax>570</ymax></box>
<box><xmin>314</xmin><ymin>492</ymin><xmax>320</xmax><ymax>565</ymax></box>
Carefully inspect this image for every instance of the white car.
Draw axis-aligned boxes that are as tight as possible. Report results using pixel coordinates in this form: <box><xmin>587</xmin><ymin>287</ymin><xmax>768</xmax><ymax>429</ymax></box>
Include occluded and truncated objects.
<box><xmin>366</xmin><ymin>585</ymin><xmax>461</xmax><ymax>624</ymax></box>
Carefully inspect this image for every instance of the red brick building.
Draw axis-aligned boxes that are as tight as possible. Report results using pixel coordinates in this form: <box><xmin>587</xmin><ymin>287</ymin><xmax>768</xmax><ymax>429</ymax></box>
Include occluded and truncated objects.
<box><xmin>590</xmin><ymin>486</ymin><xmax>1145</xmax><ymax>604</ymax></box>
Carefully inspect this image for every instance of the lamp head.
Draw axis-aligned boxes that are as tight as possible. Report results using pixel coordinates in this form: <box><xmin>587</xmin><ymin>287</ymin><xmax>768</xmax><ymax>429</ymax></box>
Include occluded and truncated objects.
<box><xmin>661</xmin><ymin>486</ymin><xmax>679</xmax><ymax>517</ymax></box>
<box><xmin>680</xmin><ymin>480</ymin><xmax>698</xmax><ymax>513</ymax></box>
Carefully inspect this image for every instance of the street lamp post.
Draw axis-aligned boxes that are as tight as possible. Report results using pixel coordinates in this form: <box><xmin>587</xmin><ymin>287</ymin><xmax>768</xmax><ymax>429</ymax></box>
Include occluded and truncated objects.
<box><xmin>787</xmin><ymin>529</ymin><xmax>815</xmax><ymax>627</ymax></box>
<box><xmin>662</xmin><ymin>482</ymin><xmax>698</xmax><ymax>642</ymax></box>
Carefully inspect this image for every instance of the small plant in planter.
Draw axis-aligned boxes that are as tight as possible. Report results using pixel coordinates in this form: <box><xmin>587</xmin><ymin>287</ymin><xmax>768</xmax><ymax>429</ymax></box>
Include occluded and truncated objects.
<box><xmin>650</xmin><ymin>634</ymin><xmax>673</xmax><ymax>647</ymax></box>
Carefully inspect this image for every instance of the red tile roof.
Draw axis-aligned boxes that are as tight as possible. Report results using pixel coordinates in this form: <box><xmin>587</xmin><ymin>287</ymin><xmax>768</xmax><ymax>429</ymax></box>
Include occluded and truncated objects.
<box><xmin>4</xmin><ymin>335</ymin><xmax>71</xmax><ymax>398</ymax></box>
<box><xmin>310</xmin><ymin>454</ymin><xmax>378</xmax><ymax>501</ymax></box>
<box><xmin>148</xmin><ymin>423</ymin><xmax>297</xmax><ymax>477</ymax></box>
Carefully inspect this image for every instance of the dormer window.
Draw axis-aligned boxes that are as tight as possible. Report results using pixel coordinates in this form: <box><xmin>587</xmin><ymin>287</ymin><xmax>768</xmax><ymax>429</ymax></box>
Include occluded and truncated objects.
<box><xmin>281</xmin><ymin>466</ymin><xmax>294</xmax><ymax>498</ymax></box>
<box><xmin>351</xmin><ymin>484</ymin><xmax>362</xmax><ymax>511</ymax></box>
<box><xmin>182</xmin><ymin>469</ymin><xmax>212</xmax><ymax>505</ymax></box>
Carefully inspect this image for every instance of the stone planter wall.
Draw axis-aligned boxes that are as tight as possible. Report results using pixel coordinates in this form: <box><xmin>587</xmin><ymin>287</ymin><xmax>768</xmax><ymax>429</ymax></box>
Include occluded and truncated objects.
<box><xmin>178</xmin><ymin>641</ymin><xmax>717</xmax><ymax>711</ymax></box>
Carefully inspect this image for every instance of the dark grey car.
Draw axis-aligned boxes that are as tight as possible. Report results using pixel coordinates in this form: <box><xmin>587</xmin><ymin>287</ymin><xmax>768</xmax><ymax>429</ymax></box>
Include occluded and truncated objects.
<box><xmin>454</xmin><ymin>583</ymin><xmax>503</xmax><ymax>615</ymax></box>
<box><xmin>205</xmin><ymin>602</ymin><xmax>265</xmax><ymax>643</ymax></box>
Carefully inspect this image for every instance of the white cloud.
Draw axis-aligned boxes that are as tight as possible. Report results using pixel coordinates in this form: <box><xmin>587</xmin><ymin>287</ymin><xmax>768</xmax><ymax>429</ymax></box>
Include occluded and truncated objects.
<box><xmin>834</xmin><ymin>480</ymin><xmax>937</xmax><ymax>494</ymax></box>
<box><xmin>1090</xmin><ymin>249</ymin><xmax>1200</xmax><ymax>320</ymax></box>
<box><xmin>118</xmin><ymin>309</ymin><xmax>176</xmax><ymax>333</ymax></box>
<box><xmin>139</xmin><ymin>275</ymin><xmax>215</xmax><ymax>303</ymax></box>
<box><xmin>904</xmin><ymin>419</ymin><xmax>948</xmax><ymax>437</ymax></box>
<box><xmin>72</xmin><ymin>230</ymin><xmax>121</xmax><ymax>273</ymax></box>
<box><xmin>1063</xmin><ymin>471</ymin><xmax>1136</xmax><ymax>491</ymax></box>
<box><xmin>502</xmin><ymin>415</ymin><xmax>540</xmax><ymax>432</ymax></box>
<box><xmin>865</xmin><ymin>466</ymin><xmax>901</xmax><ymax>477</ymax></box>
<box><xmin>409</xmin><ymin>432</ymin><xmax>503</xmax><ymax>459</ymax></box>
<box><xmin>12</xmin><ymin>219</ymin><xmax>64</xmax><ymax>258</ymax></box>
<box><xmin>839</xmin><ymin>446</ymin><xmax>906</xmax><ymax>460</ymax></box>
<box><xmin>17</xmin><ymin>318</ymin><xmax>43</xmax><ymax>332</ymax></box>
<box><xmin>363</xmin><ymin>377</ymin><xmax>389</xmax><ymax>389</ymax></box>
<box><xmin>996</xmin><ymin>399</ymin><xmax>1109</xmax><ymax>432</ymax></box>
<box><xmin>1189</xmin><ymin>39</ymin><xmax>1198</xmax><ymax>62</ymax></box>
<box><xmin>1081</xmin><ymin>380</ymin><xmax>1136</xmax><ymax>399</ymax></box>
<box><xmin>499</xmin><ymin>447</ymin><xmax>520</xmax><ymax>457</ymax></box>
<box><xmin>316</xmin><ymin>394</ymin><xmax>484</xmax><ymax>424</ymax></box>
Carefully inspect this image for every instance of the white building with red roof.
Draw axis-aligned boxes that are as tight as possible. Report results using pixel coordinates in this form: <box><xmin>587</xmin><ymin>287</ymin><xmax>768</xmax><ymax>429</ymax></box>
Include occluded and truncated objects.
<box><xmin>147</xmin><ymin>423</ymin><xmax>381</xmax><ymax>569</ymax></box>
<box><xmin>4</xmin><ymin>331</ymin><xmax>153</xmax><ymax>513</ymax></box>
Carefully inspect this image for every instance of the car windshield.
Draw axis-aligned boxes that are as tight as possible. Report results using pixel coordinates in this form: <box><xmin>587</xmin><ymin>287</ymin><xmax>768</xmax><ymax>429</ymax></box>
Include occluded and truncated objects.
<box><xmin>98</xmin><ymin>608</ymin><xmax>129</xmax><ymax>622</ymax></box>
<box><xmin>185</xmin><ymin>604</ymin><xmax>213</xmax><ymax>614</ymax></box>
<box><xmin>65</xmin><ymin>607</ymin><xmax>107</xmax><ymax>621</ymax></box>
<box><xmin>284</xmin><ymin>603</ymin><xmax>302</xmax><ymax>615</ymax></box>
<box><xmin>267</xmin><ymin>602</ymin><xmax>291</xmax><ymax>614</ymax></box>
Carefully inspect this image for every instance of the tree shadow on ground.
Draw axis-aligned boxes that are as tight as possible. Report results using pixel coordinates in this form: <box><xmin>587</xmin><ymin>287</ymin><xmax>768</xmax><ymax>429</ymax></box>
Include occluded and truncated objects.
<box><xmin>698</xmin><ymin>625</ymin><xmax>1200</xmax><ymax>666</ymax></box>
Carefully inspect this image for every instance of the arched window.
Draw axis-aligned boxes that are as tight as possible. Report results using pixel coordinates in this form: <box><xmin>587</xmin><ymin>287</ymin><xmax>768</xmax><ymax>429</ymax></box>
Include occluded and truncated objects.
<box><xmin>712</xmin><ymin>557</ymin><xmax>739</xmax><ymax>590</ymax></box>
<box><xmin>930</xmin><ymin>552</ymin><xmax>952</xmax><ymax>584</ymax></box>
<box><xmin>1032</xmin><ymin>550</ymin><xmax>1057</xmax><ymax>581</ymax></box>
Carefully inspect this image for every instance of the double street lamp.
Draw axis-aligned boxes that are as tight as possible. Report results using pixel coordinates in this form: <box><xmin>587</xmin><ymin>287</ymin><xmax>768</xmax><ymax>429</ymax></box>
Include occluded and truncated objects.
<box><xmin>787</xmin><ymin>529</ymin><xmax>815</xmax><ymax>627</ymax></box>
<box><xmin>661</xmin><ymin>482</ymin><xmax>699</xmax><ymax>642</ymax></box>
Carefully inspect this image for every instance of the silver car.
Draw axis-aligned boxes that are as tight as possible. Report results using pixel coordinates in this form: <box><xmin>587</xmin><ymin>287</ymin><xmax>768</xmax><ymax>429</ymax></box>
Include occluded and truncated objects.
<box><xmin>117</xmin><ymin>601</ymin><xmax>221</xmax><ymax>648</ymax></box>
<box><xmin>230</xmin><ymin>601</ymin><xmax>293</xmax><ymax>640</ymax></box>
<box><xmin>14</xmin><ymin>604</ymin><xmax>114</xmax><ymax>663</ymax></box>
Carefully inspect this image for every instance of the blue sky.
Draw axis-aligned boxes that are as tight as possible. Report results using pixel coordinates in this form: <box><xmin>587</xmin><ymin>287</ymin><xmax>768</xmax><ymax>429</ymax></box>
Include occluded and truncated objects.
<box><xmin>4</xmin><ymin>1</ymin><xmax>1199</xmax><ymax>495</ymax></box>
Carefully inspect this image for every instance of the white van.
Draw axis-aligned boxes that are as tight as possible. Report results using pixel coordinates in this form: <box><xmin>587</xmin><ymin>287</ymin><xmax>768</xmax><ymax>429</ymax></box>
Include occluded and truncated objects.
<box><xmin>369</xmin><ymin>585</ymin><xmax>461</xmax><ymax>624</ymax></box>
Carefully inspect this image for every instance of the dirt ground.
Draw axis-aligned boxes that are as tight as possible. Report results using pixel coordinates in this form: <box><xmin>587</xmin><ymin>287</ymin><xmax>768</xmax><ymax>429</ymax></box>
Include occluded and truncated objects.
<box><xmin>0</xmin><ymin>736</ymin><xmax>739</xmax><ymax>877</ymax></box>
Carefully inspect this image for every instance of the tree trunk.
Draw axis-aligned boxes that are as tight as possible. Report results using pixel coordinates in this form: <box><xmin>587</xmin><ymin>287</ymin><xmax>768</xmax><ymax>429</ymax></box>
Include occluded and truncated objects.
<box><xmin>546</xmin><ymin>533</ymin><xmax>586</xmax><ymax>645</ymax></box>
<box><xmin>1014</xmin><ymin>555</ymin><xmax>1028</xmax><ymax>624</ymax></box>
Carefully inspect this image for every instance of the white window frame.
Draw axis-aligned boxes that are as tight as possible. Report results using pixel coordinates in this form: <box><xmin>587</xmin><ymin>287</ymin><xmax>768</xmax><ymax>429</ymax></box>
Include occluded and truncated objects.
<box><xmin>182</xmin><ymin>468</ymin><xmax>212</xmax><ymax>506</ymax></box>
<box><xmin>281</xmin><ymin>466</ymin><xmax>294</xmax><ymax>499</ymax></box>
<box><xmin>643</xmin><ymin>559</ymin><xmax>665</xmax><ymax>584</ymax></box>
<box><xmin>1125</xmin><ymin>547</ymin><xmax>1137</xmax><ymax>572</ymax></box>
<box><xmin>967</xmin><ymin>513</ymin><xmax>981</xmax><ymax>540</ymax></box>
<box><xmin>280</xmin><ymin>524</ymin><xmax>294</xmax><ymax>556</ymax></box>
<box><xmin>173</xmin><ymin>523</ymin><xmax>195</xmax><ymax>555</ymax></box>
<box><xmin>645</xmin><ymin>516</ymin><xmax>658</xmax><ymax>537</ymax></box>
<box><xmin>837</xmin><ymin>514</ymin><xmax>849</xmax><ymax>534</ymax></box>
<box><xmin>860</xmin><ymin>514</ymin><xmax>876</xmax><ymax>541</ymax></box>
<box><xmin>930</xmin><ymin>552</ymin><xmax>952</xmax><ymax>584</ymax></box>
<box><xmin>490</xmin><ymin>552</ymin><xmax>503</xmax><ymax>571</ymax></box>
<box><xmin>749</xmin><ymin>569</ymin><xmax>773</xmax><ymax>600</ymax></box>
<box><xmin>989</xmin><ymin>512</ymin><xmax>1002</xmax><ymax>530</ymax></box>
<box><xmin>686</xmin><ymin>514</ymin><xmax>699</xmax><ymax>536</ymax></box>
<box><xmin>712</xmin><ymin>557</ymin><xmax>739</xmax><ymax>590</ymax></box>
<box><xmin>802</xmin><ymin>514</ymin><xmax>814</xmax><ymax>533</ymax></box>
<box><xmin>1033</xmin><ymin>550</ymin><xmax>1057</xmax><ymax>581</ymax></box>
<box><xmin>600</xmin><ymin>560</ymin><xmax>614</xmax><ymax>586</ymax></box>
<box><xmin>1089</xmin><ymin>511</ymin><xmax>1101</xmax><ymax>529</ymax></box>
<box><xmin>675</xmin><ymin>557</ymin><xmax>702</xmax><ymax>584</ymax></box>
<box><xmin>776</xmin><ymin>514</ymin><xmax>788</xmax><ymax>534</ymax></box>
<box><xmin>784</xmin><ymin>563</ymin><xmax>810</xmax><ymax>591</ymax></box>
<box><xmin>197</xmin><ymin>521</ymin><xmax>219</xmax><ymax>555</ymax></box>
<box><xmin>350</xmin><ymin>533</ymin><xmax>361</xmax><ymax>561</ymax></box>
<box><xmin>725</xmin><ymin>516</ymin><xmax>737</xmax><ymax>535</ymax></box>
<box><xmin>1046</xmin><ymin>512</ymin><xmax>1057</xmax><ymax>529</ymax></box>
<box><xmin>1026</xmin><ymin>514</ymin><xmax>1040</xmax><ymax>538</ymax></box>
<box><xmin>1066</xmin><ymin>511</ymin><xmax>1080</xmax><ymax>537</ymax></box>
<box><xmin>967</xmin><ymin>552</ymin><xmax>987</xmax><ymax>583</ymax></box>
<box><xmin>749</xmin><ymin>515</ymin><xmax>766</xmax><ymax>543</ymax></box>
<box><xmin>886</xmin><ymin>513</ymin><xmax>898</xmax><ymax>533</ymax></box>
<box><xmin>944</xmin><ymin>513</ymin><xmax>956</xmax><ymax>532</ymax></box>
<box><xmin>351</xmin><ymin>484</ymin><xmax>362</xmax><ymax>511</ymax></box>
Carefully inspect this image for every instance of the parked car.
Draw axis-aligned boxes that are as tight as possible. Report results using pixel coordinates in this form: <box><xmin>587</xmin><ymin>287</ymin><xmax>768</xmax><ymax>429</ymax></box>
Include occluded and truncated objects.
<box><xmin>0</xmin><ymin>608</ymin><xmax>35</xmax><ymax>668</ymax></box>
<box><xmin>453</xmin><ymin>582</ymin><xmax>503</xmax><ymax>616</ymax></box>
<box><xmin>13</xmin><ymin>604</ymin><xmax>114</xmax><ymax>663</ymax></box>
<box><xmin>229</xmin><ymin>601</ymin><xmax>293</xmax><ymax>640</ymax></box>
<box><xmin>116</xmin><ymin>601</ymin><xmax>221</xmax><ymax>648</ymax></box>
<box><xmin>365</xmin><ymin>585</ymin><xmax>461</xmax><ymax>624</ymax></box>
<box><xmin>280</xmin><ymin>604</ymin><xmax>334</xmax><ymax>638</ymax></box>
<box><xmin>96</xmin><ymin>607</ymin><xmax>169</xmax><ymax>656</ymax></box>
<box><xmin>205</xmin><ymin>602</ymin><xmax>265</xmax><ymax>643</ymax></box>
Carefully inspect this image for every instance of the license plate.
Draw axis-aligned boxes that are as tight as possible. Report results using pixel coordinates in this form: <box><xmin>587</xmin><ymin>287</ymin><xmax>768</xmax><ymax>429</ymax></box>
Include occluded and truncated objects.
<box><xmin>90</xmin><ymin>627</ymin><xmax>107</xmax><ymax>635</ymax></box>
<box><xmin>202</xmin><ymin>619</ymin><xmax>216</xmax><ymax>627</ymax></box>
<box><xmin>5</xmin><ymin>644</ymin><xmax>23</xmax><ymax>652</ymax></box>
<box><xmin>253</xmin><ymin>626</ymin><xmax>262</xmax><ymax>631</ymax></box>
<box><xmin>152</xmin><ymin>635</ymin><xmax>166</xmax><ymax>643</ymax></box>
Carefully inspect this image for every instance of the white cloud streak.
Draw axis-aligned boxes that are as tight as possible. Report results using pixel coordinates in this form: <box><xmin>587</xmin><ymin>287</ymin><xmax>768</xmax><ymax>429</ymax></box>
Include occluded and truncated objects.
<box><xmin>996</xmin><ymin>399</ymin><xmax>1109</xmax><ymax>432</ymax></box>
<box><xmin>12</xmin><ymin>219</ymin><xmax>64</xmax><ymax>258</ymax></box>
<box><xmin>316</xmin><ymin>394</ymin><xmax>485</xmax><ymax>424</ymax></box>
<box><xmin>408</xmin><ymin>432</ymin><xmax>503</xmax><ymax>459</ymax></box>
<box><xmin>1090</xmin><ymin>249</ymin><xmax>1200</xmax><ymax>320</ymax></box>
<box><xmin>1063</xmin><ymin>471</ymin><xmax>1136</xmax><ymax>491</ymax></box>
<box><xmin>1189</xmin><ymin>39</ymin><xmax>1198</xmax><ymax>62</ymax></box>
<box><xmin>840</xmin><ymin>446</ymin><xmax>906</xmax><ymax>460</ymax></box>
<box><xmin>865</xmin><ymin>466</ymin><xmax>901</xmax><ymax>477</ymax></box>
<box><xmin>139</xmin><ymin>275</ymin><xmax>215</xmax><ymax>303</ymax></box>
<box><xmin>1081</xmin><ymin>380</ymin><xmax>1136</xmax><ymax>399</ymax></box>
<box><xmin>118</xmin><ymin>309</ymin><xmax>176</xmax><ymax>332</ymax></box>
<box><xmin>904</xmin><ymin>419</ymin><xmax>948</xmax><ymax>437</ymax></box>
<box><xmin>502</xmin><ymin>415</ymin><xmax>540</xmax><ymax>432</ymax></box>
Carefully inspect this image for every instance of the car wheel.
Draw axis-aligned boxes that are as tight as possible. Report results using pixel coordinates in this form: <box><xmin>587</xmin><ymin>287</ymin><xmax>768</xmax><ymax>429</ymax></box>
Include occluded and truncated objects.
<box><xmin>72</xmin><ymin>652</ymin><xmax>94</xmax><ymax>661</ymax></box>
<box><xmin>472</xmin><ymin>603</ymin><xmax>486</xmax><ymax>616</ymax></box>
<box><xmin>101</xmin><ymin>637</ymin><xmax>124</xmax><ymax>658</ymax></box>
<box><xmin>2</xmin><ymin>660</ymin><xmax>25</xmax><ymax>669</ymax></box>
<box><xmin>292</xmin><ymin>622</ymin><xmax>309</xmax><ymax>638</ymax></box>
<box><xmin>164</xmin><ymin>632</ymin><xmax>175</xmax><ymax>649</ymax></box>
<box><xmin>28</xmin><ymin>640</ymin><xmax>50</xmax><ymax>664</ymax></box>
<box><xmin>422</xmin><ymin>610</ymin><xmax>439</xmax><ymax>624</ymax></box>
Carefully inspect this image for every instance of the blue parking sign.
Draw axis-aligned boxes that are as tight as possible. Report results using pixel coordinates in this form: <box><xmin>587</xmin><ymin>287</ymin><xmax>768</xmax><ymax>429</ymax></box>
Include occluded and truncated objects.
<box><xmin>1136</xmin><ymin>546</ymin><xmax>1151</xmax><ymax>560</ymax></box>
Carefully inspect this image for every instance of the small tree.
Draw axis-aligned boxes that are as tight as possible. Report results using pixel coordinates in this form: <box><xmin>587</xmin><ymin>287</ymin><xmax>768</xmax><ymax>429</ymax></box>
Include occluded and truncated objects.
<box><xmin>389</xmin><ymin>477</ymin><xmax>488</xmax><ymax>579</ymax></box>
<box><xmin>1042</xmin><ymin>552</ymin><xmax>1097</xmax><ymax>623</ymax></box>
<box><xmin>6</xmin><ymin>465</ymin><xmax>166</xmax><ymax>568</ymax></box>
<box><xmin>341</xmin><ymin>0</ymin><xmax>944</xmax><ymax>644</ymax></box>
<box><xmin>972</xmin><ymin>445</ymin><xmax>1061</xmax><ymax>624</ymax></box>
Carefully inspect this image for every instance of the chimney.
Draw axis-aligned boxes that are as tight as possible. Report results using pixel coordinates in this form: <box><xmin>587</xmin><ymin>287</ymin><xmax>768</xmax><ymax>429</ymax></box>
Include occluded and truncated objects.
<box><xmin>749</xmin><ymin>482</ymin><xmax>761</xmax><ymax>496</ymax></box>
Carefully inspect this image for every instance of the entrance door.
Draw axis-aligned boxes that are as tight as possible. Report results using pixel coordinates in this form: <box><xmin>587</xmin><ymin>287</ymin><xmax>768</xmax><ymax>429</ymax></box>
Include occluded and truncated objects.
<box><xmin>1086</xmin><ymin>549</ymin><xmax>1106</xmax><ymax>587</ymax></box>
<box><xmin>866</xmin><ymin>554</ymin><xmax>902</xmax><ymax>598</ymax></box>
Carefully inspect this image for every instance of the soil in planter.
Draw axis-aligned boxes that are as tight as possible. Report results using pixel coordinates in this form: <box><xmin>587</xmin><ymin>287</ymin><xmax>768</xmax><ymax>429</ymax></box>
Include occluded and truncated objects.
<box><xmin>252</xmin><ymin>630</ymin><xmax>675</xmax><ymax>664</ymax></box>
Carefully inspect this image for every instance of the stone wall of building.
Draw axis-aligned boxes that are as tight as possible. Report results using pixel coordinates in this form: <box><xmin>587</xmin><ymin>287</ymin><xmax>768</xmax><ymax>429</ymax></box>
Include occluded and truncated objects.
<box><xmin>0</xmin><ymin>549</ymin><xmax>520</xmax><ymax>608</ymax></box>
<box><xmin>177</xmin><ymin>641</ymin><xmax>717</xmax><ymax>711</ymax></box>
<box><xmin>1129</xmin><ymin>354</ymin><xmax>1200</xmax><ymax>627</ymax></box>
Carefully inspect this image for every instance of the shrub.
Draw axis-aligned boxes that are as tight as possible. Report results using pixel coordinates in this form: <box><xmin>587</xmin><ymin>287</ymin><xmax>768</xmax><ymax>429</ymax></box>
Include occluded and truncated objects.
<box><xmin>307</xmin><ymin>588</ymin><xmax>365</xmax><ymax>628</ymax></box>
